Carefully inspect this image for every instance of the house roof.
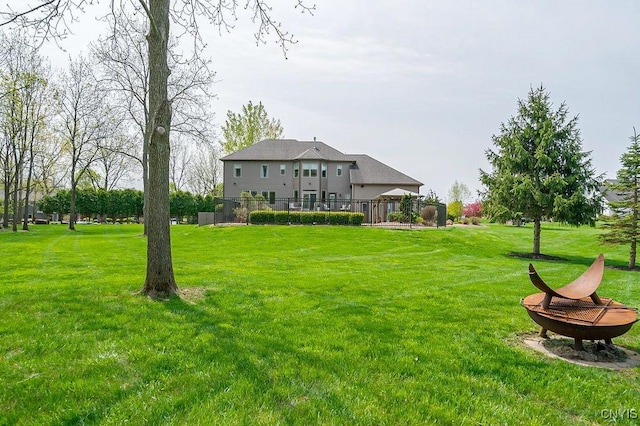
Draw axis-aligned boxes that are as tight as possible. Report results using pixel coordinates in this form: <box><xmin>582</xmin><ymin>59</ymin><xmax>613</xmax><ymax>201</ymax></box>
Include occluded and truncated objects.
<box><xmin>221</xmin><ymin>139</ymin><xmax>353</xmax><ymax>162</ymax></box>
<box><xmin>222</xmin><ymin>139</ymin><xmax>423</xmax><ymax>187</ymax></box>
<box><xmin>602</xmin><ymin>179</ymin><xmax>633</xmax><ymax>203</ymax></box>
<box><xmin>349</xmin><ymin>154</ymin><xmax>423</xmax><ymax>186</ymax></box>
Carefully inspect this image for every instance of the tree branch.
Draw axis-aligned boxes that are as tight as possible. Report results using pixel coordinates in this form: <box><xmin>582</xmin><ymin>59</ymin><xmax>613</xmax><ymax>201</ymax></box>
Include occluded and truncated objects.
<box><xmin>136</xmin><ymin>0</ymin><xmax>159</xmax><ymax>37</ymax></box>
<box><xmin>0</xmin><ymin>0</ymin><xmax>58</xmax><ymax>28</ymax></box>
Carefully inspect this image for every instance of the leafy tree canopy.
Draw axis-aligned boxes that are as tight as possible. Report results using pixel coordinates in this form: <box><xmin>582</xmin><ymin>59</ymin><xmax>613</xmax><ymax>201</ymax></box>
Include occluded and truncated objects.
<box><xmin>221</xmin><ymin>101</ymin><xmax>284</xmax><ymax>154</ymax></box>
<box><xmin>447</xmin><ymin>201</ymin><xmax>463</xmax><ymax>221</ymax></box>
<box><xmin>480</xmin><ymin>85</ymin><xmax>602</xmax><ymax>254</ymax></box>
<box><xmin>447</xmin><ymin>181</ymin><xmax>471</xmax><ymax>204</ymax></box>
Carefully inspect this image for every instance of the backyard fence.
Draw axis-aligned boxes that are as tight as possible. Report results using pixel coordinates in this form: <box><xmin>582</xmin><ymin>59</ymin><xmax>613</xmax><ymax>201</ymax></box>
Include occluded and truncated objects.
<box><xmin>199</xmin><ymin>197</ymin><xmax>446</xmax><ymax>228</ymax></box>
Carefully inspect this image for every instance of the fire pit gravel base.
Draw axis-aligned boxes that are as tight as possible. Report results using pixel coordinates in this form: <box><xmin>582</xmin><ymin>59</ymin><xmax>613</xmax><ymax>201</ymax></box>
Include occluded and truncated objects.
<box><xmin>523</xmin><ymin>334</ymin><xmax>640</xmax><ymax>369</ymax></box>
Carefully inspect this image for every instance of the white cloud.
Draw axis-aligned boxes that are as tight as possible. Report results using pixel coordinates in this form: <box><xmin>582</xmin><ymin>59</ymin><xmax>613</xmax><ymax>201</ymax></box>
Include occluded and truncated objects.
<box><xmin>22</xmin><ymin>0</ymin><xmax>640</xmax><ymax>199</ymax></box>
<box><xmin>285</xmin><ymin>34</ymin><xmax>445</xmax><ymax>83</ymax></box>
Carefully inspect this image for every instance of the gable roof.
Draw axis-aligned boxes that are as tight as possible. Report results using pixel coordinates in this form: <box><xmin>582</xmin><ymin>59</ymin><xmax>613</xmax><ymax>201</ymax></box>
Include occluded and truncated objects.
<box><xmin>602</xmin><ymin>179</ymin><xmax>634</xmax><ymax>204</ymax></box>
<box><xmin>222</xmin><ymin>139</ymin><xmax>423</xmax><ymax>187</ymax></box>
<box><xmin>349</xmin><ymin>154</ymin><xmax>423</xmax><ymax>186</ymax></box>
<box><xmin>221</xmin><ymin>139</ymin><xmax>353</xmax><ymax>162</ymax></box>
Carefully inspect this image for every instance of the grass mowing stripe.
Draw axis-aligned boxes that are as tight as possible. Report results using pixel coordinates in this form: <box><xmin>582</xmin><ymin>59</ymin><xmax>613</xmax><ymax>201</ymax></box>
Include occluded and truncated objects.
<box><xmin>0</xmin><ymin>223</ymin><xmax>638</xmax><ymax>424</ymax></box>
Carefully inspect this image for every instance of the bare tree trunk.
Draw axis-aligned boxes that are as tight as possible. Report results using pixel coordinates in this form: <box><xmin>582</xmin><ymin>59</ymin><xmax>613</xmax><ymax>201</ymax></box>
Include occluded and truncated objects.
<box><xmin>142</xmin><ymin>0</ymin><xmax>177</xmax><ymax>298</ymax></box>
<box><xmin>11</xmin><ymin>180</ymin><xmax>18</xmax><ymax>232</ymax></box>
<box><xmin>630</xmin><ymin>207</ymin><xmax>637</xmax><ymax>269</ymax></box>
<box><xmin>533</xmin><ymin>218</ymin><xmax>541</xmax><ymax>255</ymax></box>
<box><xmin>69</xmin><ymin>181</ymin><xmax>77</xmax><ymax>230</ymax></box>
<box><xmin>22</xmin><ymin>141</ymin><xmax>35</xmax><ymax>231</ymax></box>
<box><xmin>11</xmin><ymin>163</ymin><xmax>22</xmax><ymax>232</ymax></box>
<box><xmin>22</xmin><ymin>176</ymin><xmax>31</xmax><ymax>230</ymax></box>
<box><xmin>2</xmin><ymin>169</ymin><xmax>10</xmax><ymax>228</ymax></box>
<box><xmin>142</xmin><ymin>125</ymin><xmax>150</xmax><ymax>236</ymax></box>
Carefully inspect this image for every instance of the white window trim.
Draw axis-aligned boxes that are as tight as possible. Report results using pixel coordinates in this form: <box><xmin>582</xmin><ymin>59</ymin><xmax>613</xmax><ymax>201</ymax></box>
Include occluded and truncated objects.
<box><xmin>303</xmin><ymin>162</ymin><xmax>318</xmax><ymax>177</ymax></box>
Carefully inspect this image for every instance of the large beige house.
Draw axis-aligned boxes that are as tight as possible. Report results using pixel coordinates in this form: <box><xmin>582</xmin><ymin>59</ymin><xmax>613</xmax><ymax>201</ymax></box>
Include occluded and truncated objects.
<box><xmin>221</xmin><ymin>139</ymin><xmax>423</xmax><ymax>209</ymax></box>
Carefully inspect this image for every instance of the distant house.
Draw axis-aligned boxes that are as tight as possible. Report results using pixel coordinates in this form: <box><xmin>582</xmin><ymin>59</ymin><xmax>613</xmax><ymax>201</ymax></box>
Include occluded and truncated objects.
<box><xmin>221</xmin><ymin>139</ymin><xmax>423</xmax><ymax>211</ymax></box>
<box><xmin>602</xmin><ymin>179</ymin><xmax>635</xmax><ymax>216</ymax></box>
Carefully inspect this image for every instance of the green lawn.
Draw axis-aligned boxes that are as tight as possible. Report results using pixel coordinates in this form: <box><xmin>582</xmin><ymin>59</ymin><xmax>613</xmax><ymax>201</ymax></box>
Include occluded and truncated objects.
<box><xmin>0</xmin><ymin>223</ymin><xmax>638</xmax><ymax>425</ymax></box>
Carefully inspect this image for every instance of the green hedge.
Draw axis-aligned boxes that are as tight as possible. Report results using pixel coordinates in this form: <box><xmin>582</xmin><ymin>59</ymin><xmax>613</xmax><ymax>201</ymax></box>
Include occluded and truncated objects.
<box><xmin>350</xmin><ymin>212</ymin><xmax>364</xmax><ymax>225</ymax></box>
<box><xmin>249</xmin><ymin>210</ymin><xmax>275</xmax><ymax>224</ymax></box>
<box><xmin>274</xmin><ymin>211</ymin><xmax>290</xmax><ymax>225</ymax></box>
<box><xmin>249</xmin><ymin>210</ymin><xmax>364</xmax><ymax>226</ymax></box>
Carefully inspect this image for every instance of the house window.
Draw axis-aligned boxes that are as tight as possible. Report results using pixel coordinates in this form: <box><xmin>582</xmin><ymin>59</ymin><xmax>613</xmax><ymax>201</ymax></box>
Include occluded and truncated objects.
<box><xmin>337</xmin><ymin>165</ymin><xmax>342</xmax><ymax>176</ymax></box>
<box><xmin>294</xmin><ymin>190</ymin><xmax>298</xmax><ymax>200</ymax></box>
<box><xmin>294</xmin><ymin>162</ymin><xmax>299</xmax><ymax>178</ymax></box>
<box><xmin>302</xmin><ymin>162</ymin><xmax>318</xmax><ymax>177</ymax></box>
<box><xmin>321</xmin><ymin>191</ymin><xmax>326</xmax><ymax>202</ymax></box>
<box><xmin>234</xmin><ymin>164</ymin><xmax>242</xmax><ymax>177</ymax></box>
<box><xmin>260</xmin><ymin>164</ymin><xmax>269</xmax><ymax>178</ymax></box>
<box><xmin>280</xmin><ymin>164</ymin><xmax>286</xmax><ymax>176</ymax></box>
<box><xmin>321</xmin><ymin>163</ymin><xmax>327</xmax><ymax>178</ymax></box>
<box><xmin>258</xmin><ymin>191</ymin><xmax>276</xmax><ymax>204</ymax></box>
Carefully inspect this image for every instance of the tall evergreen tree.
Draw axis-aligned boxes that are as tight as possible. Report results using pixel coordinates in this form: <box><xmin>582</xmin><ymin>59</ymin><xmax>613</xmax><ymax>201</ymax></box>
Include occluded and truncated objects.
<box><xmin>600</xmin><ymin>129</ymin><xmax>640</xmax><ymax>269</ymax></box>
<box><xmin>480</xmin><ymin>85</ymin><xmax>602</xmax><ymax>255</ymax></box>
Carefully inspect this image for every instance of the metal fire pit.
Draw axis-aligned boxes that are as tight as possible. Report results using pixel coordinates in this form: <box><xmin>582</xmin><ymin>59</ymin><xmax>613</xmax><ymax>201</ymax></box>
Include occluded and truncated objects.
<box><xmin>521</xmin><ymin>254</ymin><xmax>637</xmax><ymax>351</ymax></box>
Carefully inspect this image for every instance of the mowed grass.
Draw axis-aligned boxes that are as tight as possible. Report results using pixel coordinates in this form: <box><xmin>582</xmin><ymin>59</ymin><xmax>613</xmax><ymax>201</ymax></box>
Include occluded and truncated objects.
<box><xmin>0</xmin><ymin>223</ymin><xmax>638</xmax><ymax>425</ymax></box>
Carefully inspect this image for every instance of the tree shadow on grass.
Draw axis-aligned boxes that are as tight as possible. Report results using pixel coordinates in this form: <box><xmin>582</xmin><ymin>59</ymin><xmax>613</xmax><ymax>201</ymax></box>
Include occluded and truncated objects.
<box><xmin>507</xmin><ymin>252</ymin><xmax>638</xmax><ymax>271</ymax></box>
<box><xmin>507</xmin><ymin>252</ymin><xmax>567</xmax><ymax>262</ymax></box>
<box><xmin>154</xmin><ymin>288</ymin><xmax>355</xmax><ymax>422</ymax></box>
<box><xmin>60</xmin><ymin>286</ymin><xmax>355</xmax><ymax>424</ymax></box>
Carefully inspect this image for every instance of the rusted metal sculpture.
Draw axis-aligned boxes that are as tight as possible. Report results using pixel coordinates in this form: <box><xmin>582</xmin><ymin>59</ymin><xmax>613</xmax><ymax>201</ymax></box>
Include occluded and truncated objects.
<box><xmin>522</xmin><ymin>254</ymin><xmax>637</xmax><ymax>350</ymax></box>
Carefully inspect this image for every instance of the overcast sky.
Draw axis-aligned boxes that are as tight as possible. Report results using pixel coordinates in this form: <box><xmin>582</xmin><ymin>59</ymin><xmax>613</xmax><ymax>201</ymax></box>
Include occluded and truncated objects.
<box><xmin>35</xmin><ymin>0</ymin><xmax>640</xmax><ymax>201</ymax></box>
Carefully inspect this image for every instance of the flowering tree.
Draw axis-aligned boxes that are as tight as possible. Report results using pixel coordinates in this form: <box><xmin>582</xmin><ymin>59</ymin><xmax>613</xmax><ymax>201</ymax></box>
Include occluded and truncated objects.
<box><xmin>463</xmin><ymin>201</ymin><xmax>482</xmax><ymax>218</ymax></box>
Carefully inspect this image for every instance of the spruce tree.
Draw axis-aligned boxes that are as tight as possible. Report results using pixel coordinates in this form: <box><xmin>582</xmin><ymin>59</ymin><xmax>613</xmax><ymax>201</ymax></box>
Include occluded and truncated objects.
<box><xmin>600</xmin><ymin>129</ymin><xmax>640</xmax><ymax>269</ymax></box>
<box><xmin>480</xmin><ymin>85</ymin><xmax>602</xmax><ymax>255</ymax></box>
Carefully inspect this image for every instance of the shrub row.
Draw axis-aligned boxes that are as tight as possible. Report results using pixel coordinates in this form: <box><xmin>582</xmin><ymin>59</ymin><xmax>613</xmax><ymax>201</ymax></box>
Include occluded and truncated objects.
<box><xmin>249</xmin><ymin>210</ymin><xmax>364</xmax><ymax>226</ymax></box>
<box><xmin>461</xmin><ymin>216</ymin><xmax>481</xmax><ymax>225</ymax></box>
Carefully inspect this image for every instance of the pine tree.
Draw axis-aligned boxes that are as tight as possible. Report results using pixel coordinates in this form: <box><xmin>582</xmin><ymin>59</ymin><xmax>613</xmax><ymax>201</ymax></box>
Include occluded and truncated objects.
<box><xmin>480</xmin><ymin>85</ymin><xmax>602</xmax><ymax>255</ymax></box>
<box><xmin>600</xmin><ymin>129</ymin><xmax>640</xmax><ymax>269</ymax></box>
